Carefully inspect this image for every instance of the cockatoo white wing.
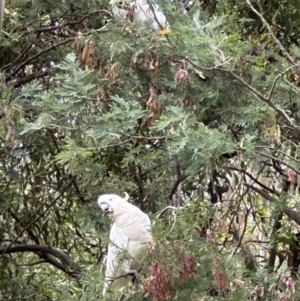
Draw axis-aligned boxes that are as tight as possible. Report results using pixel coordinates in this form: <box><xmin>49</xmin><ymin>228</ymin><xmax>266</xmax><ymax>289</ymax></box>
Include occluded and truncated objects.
<box><xmin>106</xmin><ymin>223</ymin><xmax>128</xmax><ymax>278</ymax></box>
<box><xmin>104</xmin><ymin>223</ymin><xmax>131</xmax><ymax>294</ymax></box>
<box><xmin>119</xmin><ymin>207</ymin><xmax>151</xmax><ymax>267</ymax></box>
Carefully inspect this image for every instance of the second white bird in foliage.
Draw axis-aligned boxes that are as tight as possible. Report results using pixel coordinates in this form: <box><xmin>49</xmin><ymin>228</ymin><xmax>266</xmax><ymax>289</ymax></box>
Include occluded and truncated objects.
<box><xmin>98</xmin><ymin>193</ymin><xmax>152</xmax><ymax>297</ymax></box>
<box><xmin>110</xmin><ymin>0</ymin><xmax>168</xmax><ymax>31</ymax></box>
<box><xmin>0</xmin><ymin>0</ymin><xmax>5</xmax><ymax>36</ymax></box>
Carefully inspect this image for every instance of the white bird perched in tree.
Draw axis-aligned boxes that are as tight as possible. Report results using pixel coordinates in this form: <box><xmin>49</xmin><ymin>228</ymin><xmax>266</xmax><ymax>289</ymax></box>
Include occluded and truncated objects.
<box><xmin>110</xmin><ymin>0</ymin><xmax>169</xmax><ymax>32</ymax></box>
<box><xmin>98</xmin><ymin>193</ymin><xmax>152</xmax><ymax>298</ymax></box>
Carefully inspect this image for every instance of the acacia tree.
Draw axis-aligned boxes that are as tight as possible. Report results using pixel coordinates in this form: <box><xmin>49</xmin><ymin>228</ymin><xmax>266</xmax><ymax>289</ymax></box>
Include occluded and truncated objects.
<box><xmin>1</xmin><ymin>0</ymin><xmax>300</xmax><ymax>300</ymax></box>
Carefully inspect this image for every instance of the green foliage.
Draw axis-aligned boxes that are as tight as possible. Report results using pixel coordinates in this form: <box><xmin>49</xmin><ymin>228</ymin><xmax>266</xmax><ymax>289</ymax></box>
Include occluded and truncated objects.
<box><xmin>2</xmin><ymin>0</ymin><xmax>300</xmax><ymax>300</ymax></box>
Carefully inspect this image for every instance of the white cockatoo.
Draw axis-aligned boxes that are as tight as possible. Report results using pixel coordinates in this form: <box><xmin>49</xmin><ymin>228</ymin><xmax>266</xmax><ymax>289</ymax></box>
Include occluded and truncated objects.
<box><xmin>110</xmin><ymin>0</ymin><xmax>168</xmax><ymax>31</ymax></box>
<box><xmin>98</xmin><ymin>193</ymin><xmax>152</xmax><ymax>298</ymax></box>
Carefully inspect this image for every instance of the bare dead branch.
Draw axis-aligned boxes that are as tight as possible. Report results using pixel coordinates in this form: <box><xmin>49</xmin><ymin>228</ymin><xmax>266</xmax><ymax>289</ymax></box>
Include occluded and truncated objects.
<box><xmin>16</xmin><ymin>260</ymin><xmax>47</xmax><ymax>266</ymax></box>
<box><xmin>156</xmin><ymin>205</ymin><xmax>183</xmax><ymax>218</ymax></box>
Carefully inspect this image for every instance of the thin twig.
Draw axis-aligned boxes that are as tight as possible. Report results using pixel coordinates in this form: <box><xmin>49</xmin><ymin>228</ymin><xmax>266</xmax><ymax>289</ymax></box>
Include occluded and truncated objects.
<box><xmin>256</xmin><ymin>146</ymin><xmax>300</xmax><ymax>165</ymax></box>
<box><xmin>33</xmin><ymin>10</ymin><xmax>111</xmax><ymax>33</ymax></box>
<box><xmin>6</xmin><ymin>38</ymin><xmax>76</xmax><ymax>82</ymax></box>
<box><xmin>246</xmin><ymin>0</ymin><xmax>295</xmax><ymax>66</ymax></box>
<box><xmin>16</xmin><ymin>260</ymin><xmax>47</xmax><ymax>266</ymax></box>
<box><xmin>244</xmin><ymin>184</ymin><xmax>300</xmax><ymax>226</ymax></box>
<box><xmin>115</xmin><ymin>131</ymin><xmax>167</xmax><ymax>140</ymax></box>
<box><xmin>256</xmin><ymin>151</ymin><xmax>300</xmax><ymax>175</ymax></box>
<box><xmin>156</xmin><ymin>205</ymin><xmax>183</xmax><ymax>218</ymax></box>
<box><xmin>228</xmin><ymin>166</ymin><xmax>279</xmax><ymax>196</ymax></box>
<box><xmin>0</xmin><ymin>180</ymin><xmax>74</xmax><ymax>260</ymax></box>
<box><xmin>267</xmin><ymin>63</ymin><xmax>300</xmax><ymax>99</ymax></box>
<box><xmin>183</xmin><ymin>57</ymin><xmax>298</xmax><ymax>129</ymax></box>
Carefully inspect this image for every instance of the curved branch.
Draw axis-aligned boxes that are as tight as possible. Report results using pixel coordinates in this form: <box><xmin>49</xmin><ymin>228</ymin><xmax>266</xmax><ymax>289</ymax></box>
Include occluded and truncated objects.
<box><xmin>0</xmin><ymin>244</ymin><xmax>83</xmax><ymax>279</ymax></box>
<box><xmin>156</xmin><ymin>205</ymin><xmax>183</xmax><ymax>218</ymax></box>
<box><xmin>0</xmin><ymin>180</ymin><xmax>74</xmax><ymax>260</ymax></box>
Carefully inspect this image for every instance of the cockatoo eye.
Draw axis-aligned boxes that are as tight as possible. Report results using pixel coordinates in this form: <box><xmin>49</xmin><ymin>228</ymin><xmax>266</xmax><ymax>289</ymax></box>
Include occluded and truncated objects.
<box><xmin>100</xmin><ymin>202</ymin><xmax>113</xmax><ymax>214</ymax></box>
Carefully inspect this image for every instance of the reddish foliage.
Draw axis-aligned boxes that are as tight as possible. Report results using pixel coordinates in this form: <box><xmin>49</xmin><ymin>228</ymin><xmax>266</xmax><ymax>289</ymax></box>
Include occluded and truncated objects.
<box><xmin>81</xmin><ymin>44</ymin><xmax>89</xmax><ymax>64</ymax></box>
<box><xmin>146</xmin><ymin>86</ymin><xmax>158</xmax><ymax>127</ymax></box>
<box><xmin>283</xmin><ymin>274</ymin><xmax>296</xmax><ymax>294</ymax></box>
<box><xmin>126</xmin><ymin>5</ymin><xmax>136</xmax><ymax>22</ymax></box>
<box><xmin>212</xmin><ymin>264</ymin><xmax>229</xmax><ymax>293</ymax></box>
<box><xmin>181</xmin><ymin>96</ymin><xmax>191</xmax><ymax>107</ymax></box>
<box><xmin>144</xmin><ymin>262</ymin><xmax>174</xmax><ymax>301</ymax></box>
<box><xmin>174</xmin><ymin>69</ymin><xmax>189</xmax><ymax>86</ymax></box>
<box><xmin>206</xmin><ymin>229</ymin><xmax>230</xmax><ymax>294</ymax></box>
<box><xmin>106</xmin><ymin>63</ymin><xmax>118</xmax><ymax>78</ymax></box>
<box><xmin>178</xmin><ymin>255</ymin><xmax>197</xmax><ymax>283</ymax></box>
<box><xmin>144</xmin><ymin>254</ymin><xmax>197</xmax><ymax>300</ymax></box>
<box><xmin>288</xmin><ymin>170</ymin><xmax>298</xmax><ymax>188</ymax></box>
<box><xmin>81</xmin><ymin>41</ymin><xmax>95</xmax><ymax>68</ymax></box>
<box><xmin>277</xmin><ymin>273</ymin><xmax>296</xmax><ymax>301</ymax></box>
<box><xmin>146</xmin><ymin>86</ymin><xmax>157</xmax><ymax>110</ymax></box>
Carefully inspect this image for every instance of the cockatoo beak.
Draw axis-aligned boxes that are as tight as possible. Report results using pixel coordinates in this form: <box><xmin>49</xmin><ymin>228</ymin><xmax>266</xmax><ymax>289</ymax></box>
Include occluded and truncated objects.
<box><xmin>100</xmin><ymin>202</ymin><xmax>113</xmax><ymax>214</ymax></box>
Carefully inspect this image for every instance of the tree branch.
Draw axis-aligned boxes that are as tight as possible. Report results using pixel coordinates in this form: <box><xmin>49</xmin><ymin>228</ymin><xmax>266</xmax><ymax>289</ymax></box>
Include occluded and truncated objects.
<box><xmin>0</xmin><ymin>180</ymin><xmax>74</xmax><ymax>260</ymax></box>
<box><xmin>6</xmin><ymin>38</ymin><xmax>75</xmax><ymax>82</ymax></box>
<box><xmin>228</xmin><ymin>166</ymin><xmax>279</xmax><ymax>196</ymax></box>
<box><xmin>246</xmin><ymin>0</ymin><xmax>295</xmax><ymax>66</ymax></box>
<box><xmin>0</xmin><ymin>244</ymin><xmax>83</xmax><ymax>279</ymax></box>
<box><xmin>244</xmin><ymin>184</ymin><xmax>300</xmax><ymax>226</ymax></box>
<box><xmin>33</xmin><ymin>10</ymin><xmax>111</xmax><ymax>33</ymax></box>
<box><xmin>183</xmin><ymin>57</ymin><xmax>298</xmax><ymax>129</ymax></box>
<box><xmin>13</xmin><ymin>69</ymin><xmax>52</xmax><ymax>88</ymax></box>
<box><xmin>169</xmin><ymin>175</ymin><xmax>188</xmax><ymax>201</ymax></box>
<box><xmin>268</xmin><ymin>212</ymin><xmax>283</xmax><ymax>272</ymax></box>
<box><xmin>267</xmin><ymin>63</ymin><xmax>300</xmax><ymax>99</ymax></box>
<box><xmin>256</xmin><ymin>151</ymin><xmax>300</xmax><ymax>175</ymax></box>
